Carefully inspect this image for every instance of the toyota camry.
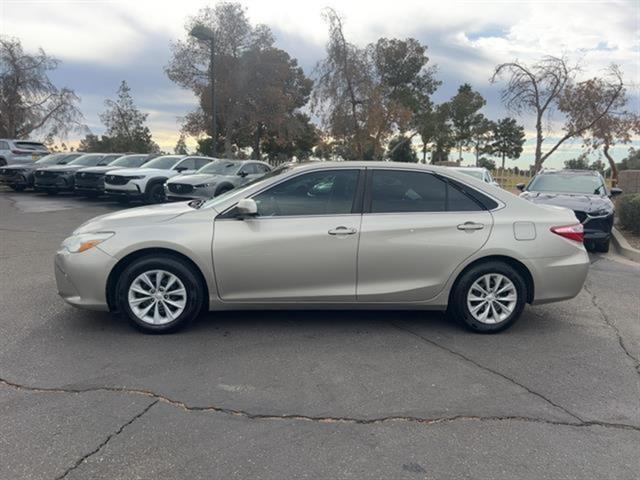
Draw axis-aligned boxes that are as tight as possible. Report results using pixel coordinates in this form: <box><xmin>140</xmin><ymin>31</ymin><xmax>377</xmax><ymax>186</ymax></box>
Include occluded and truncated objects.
<box><xmin>55</xmin><ymin>162</ymin><xmax>589</xmax><ymax>334</ymax></box>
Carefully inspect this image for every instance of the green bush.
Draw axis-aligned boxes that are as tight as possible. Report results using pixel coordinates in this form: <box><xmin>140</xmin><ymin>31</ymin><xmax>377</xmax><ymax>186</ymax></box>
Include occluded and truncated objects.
<box><xmin>618</xmin><ymin>194</ymin><xmax>640</xmax><ymax>233</ymax></box>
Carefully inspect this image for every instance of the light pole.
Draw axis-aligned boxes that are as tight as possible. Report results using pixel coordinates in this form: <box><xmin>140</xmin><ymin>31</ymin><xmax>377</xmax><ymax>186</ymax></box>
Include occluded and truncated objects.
<box><xmin>190</xmin><ymin>24</ymin><xmax>216</xmax><ymax>156</ymax></box>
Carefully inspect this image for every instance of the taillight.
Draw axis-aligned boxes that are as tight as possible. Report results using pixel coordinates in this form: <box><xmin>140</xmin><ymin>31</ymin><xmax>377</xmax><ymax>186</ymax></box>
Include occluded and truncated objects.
<box><xmin>550</xmin><ymin>223</ymin><xmax>584</xmax><ymax>243</ymax></box>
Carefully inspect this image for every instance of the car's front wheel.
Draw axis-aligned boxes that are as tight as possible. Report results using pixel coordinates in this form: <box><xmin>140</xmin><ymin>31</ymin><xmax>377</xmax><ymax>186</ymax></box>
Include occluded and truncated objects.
<box><xmin>9</xmin><ymin>185</ymin><xmax>26</xmax><ymax>192</ymax></box>
<box><xmin>450</xmin><ymin>261</ymin><xmax>527</xmax><ymax>333</ymax></box>
<box><xmin>593</xmin><ymin>238</ymin><xmax>610</xmax><ymax>253</ymax></box>
<box><xmin>116</xmin><ymin>255</ymin><xmax>205</xmax><ymax>333</ymax></box>
<box><xmin>145</xmin><ymin>183</ymin><xmax>166</xmax><ymax>204</ymax></box>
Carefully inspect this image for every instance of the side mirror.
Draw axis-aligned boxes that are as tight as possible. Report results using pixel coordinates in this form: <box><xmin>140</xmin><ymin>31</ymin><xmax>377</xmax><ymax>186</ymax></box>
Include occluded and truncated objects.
<box><xmin>236</xmin><ymin>198</ymin><xmax>257</xmax><ymax>217</ymax></box>
<box><xmin>609</xmin><ymin>187</ymin><xmax>623</xmax><ymax>197</ymax></box>
<box><xmin>175</xmin><ymin>167</ymin><xmax>187</xmax><ymax>172</ymax></box>
<box><xmin>238</xmin><ymin>171</ymin><xmax>248</xmax><ymax>177</ymax></box>
<box><xmin>516</xmin><ymin>183</ymin><xmax>525</xmax><ymax>191</ymax></box>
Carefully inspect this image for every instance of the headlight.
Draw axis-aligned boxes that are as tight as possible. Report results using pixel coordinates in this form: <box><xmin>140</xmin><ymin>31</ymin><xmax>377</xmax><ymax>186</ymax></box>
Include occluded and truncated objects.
<box><xmin>126</xmin><ymin>175</ymin><xmax>145</xmax><ymax>180</ymax></box>
<box><xmin>590</xmin><ymin>209</ymin><xmax>611</xmax><ymax>217</ymax></box>
<box><xmin>196</xmin><ymin>183</ymin><xmax>215</xmax><ymax>188</ymax></box>
<box><xmin>60</xmin><ymin>232</ymin><xmax>114</xmax><ymax>253</ymax></box>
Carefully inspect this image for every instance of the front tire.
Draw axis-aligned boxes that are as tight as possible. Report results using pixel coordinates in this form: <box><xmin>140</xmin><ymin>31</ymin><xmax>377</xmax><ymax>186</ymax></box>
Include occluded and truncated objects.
<box><xmin>593</xmin><ymin>238</ymin><xmax>610</xmax><ymax>253</ymax></box>
<box><xmin>450</xmin><ymin>261</ymin><xmax>527</xmax><ymax>333</ymax></box>
<box><xmin>9</xmin><ymin>185</ymin><xmax>26</xmax><ymax>192</ymax></box>
<box><xmin>145</xmin><ymin>183</ymin><xmax>165</xmax><ymax>204</ymax></box>
<box><xmin>116</xmin><ymin>255</ymin><xmax>205</xmax><ymax>333</ymax></box>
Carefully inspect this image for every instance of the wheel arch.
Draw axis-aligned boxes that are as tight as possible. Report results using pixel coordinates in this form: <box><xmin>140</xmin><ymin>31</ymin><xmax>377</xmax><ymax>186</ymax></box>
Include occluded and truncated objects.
<box><xmin>448</xmin><ymin>255</ymin><xmax>535</xmax><ymax>305</ymax></box>
<box><xmin>215</xmin><ymin>182</ymin><xmax>235</xmax><ymax>196</ymax></box>
<box><xmin>144</xmin><ymin>176</ymin><xmax>169</xmax><ymax>193</ymax></box>
<box><xmin>106</xmin><ymin>247</ymin><xmax>210</xmax><ymax>312</ymax></box>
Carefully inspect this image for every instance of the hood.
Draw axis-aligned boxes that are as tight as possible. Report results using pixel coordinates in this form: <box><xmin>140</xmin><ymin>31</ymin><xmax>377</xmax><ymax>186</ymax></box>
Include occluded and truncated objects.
<box><xmin>1</xmin><ymin>163</ymin><xmax>41</xmax><ymax>172</ymax></box>
<box><xmin>76</xmin><ymin>165</ymin><xmax>121</xmax><ymax>174</ymax></box>
<box><xmin>40</xmin><ymin>164</ymin><xmax>88</xmax><ymax>173</ymax></box>
<box><xmin>108</xmin><ymin>167</ymin><xmax>173</xmax><ymax>177</ymax></box>
<box><xmin>520</xmin><ymin>191</ymin><xmax>613</xmax><ymax>213</ymax></box>
<box><xmin>167</xmin><ymin>173</ymin><xmax>222</xmax><ymax>185</ymax></box>
<box><xmin>74</xmin><ymin>202</ymin><xmax>194</xmax><ymax>234</ymax></box>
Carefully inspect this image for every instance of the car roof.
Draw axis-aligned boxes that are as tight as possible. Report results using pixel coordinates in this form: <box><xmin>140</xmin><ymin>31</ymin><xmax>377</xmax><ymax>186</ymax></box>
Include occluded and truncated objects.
<box><xmin>539</xmin><ymin>169</ymin><xmax>600</xmax><ymax>176</ymax></box>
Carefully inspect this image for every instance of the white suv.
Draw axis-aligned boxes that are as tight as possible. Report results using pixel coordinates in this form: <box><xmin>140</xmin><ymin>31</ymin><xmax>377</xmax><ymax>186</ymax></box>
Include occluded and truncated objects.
<box><xmin>104</xmin><ymin>155</ymin><xmax>213</xmax><ymax>203</ymax></box>
<box><xmin>0</xmin><ymin>139</ymin><xmax>49</xmax><ymax>166</ymax></box>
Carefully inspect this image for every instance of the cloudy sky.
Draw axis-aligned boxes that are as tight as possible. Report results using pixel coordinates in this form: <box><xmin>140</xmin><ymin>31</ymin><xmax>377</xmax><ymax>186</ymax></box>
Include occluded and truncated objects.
<box><xmin>1</xmin><ymin>0</ymin><xmax>638</xmax><ymax>167</ymax></box>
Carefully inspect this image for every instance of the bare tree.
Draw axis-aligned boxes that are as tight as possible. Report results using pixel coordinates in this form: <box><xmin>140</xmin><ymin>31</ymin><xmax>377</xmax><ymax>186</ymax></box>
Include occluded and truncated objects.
<box><xmin>0</xmin><ymin>37</ymin><xmax>83</xmax><ymax>139</ymax></box>
<box><xmin>492</xmin><ymin>57</ymin><xmax>625</xmax><ymax>172</ymax></box>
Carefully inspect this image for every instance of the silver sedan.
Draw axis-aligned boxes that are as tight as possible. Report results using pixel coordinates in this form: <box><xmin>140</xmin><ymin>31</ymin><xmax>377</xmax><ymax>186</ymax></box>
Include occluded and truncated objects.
<box><xmin>55</xmin><ymin>162</ymin><xmax>589</xmax><ymax>334</ymax></box>
<box><xmin>164</xmin><ymin>160</ymin><xmax>272</xmax><ymax>200</ymax></box>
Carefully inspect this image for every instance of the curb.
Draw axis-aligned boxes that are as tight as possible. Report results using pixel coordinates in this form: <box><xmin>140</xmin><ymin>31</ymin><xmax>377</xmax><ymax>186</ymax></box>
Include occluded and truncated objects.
<box><xmin>611</xmin><ymin>228</ymin><xmax>640</xmax><ymax>263</ymax></box>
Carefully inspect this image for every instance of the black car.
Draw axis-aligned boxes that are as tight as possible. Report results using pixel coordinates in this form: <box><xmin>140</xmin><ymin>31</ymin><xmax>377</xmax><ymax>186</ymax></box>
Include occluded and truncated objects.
<box><xmin>0</xmin><ymin>152</ymin><xmax>83</xmax><ymax>191</ymax></box>
<box><xmin>33</xmin><ymin>153</ymin><xmax>123</xmax><ymax>194</ymax></box>
<box><xmin>74</xmin><ymin>153</ymin><xmax>157</xmax><ymax>196</ymax></box>
<box><xmin>517</xmin><ymin>169</ymin><xmax>622</xmax><ymax>252</ymax></box>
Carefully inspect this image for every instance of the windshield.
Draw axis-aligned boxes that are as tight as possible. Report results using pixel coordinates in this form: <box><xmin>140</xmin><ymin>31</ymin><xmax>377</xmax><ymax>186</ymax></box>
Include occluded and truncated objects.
<box><xmin>68</xmin><ymin>154</ymin><xmax>107</xmax><ymax>167</ymax></box>
<box><xmin>56</xmin><ymin>153</ymin><xmax>83</xmax><ymax>164</ymax></box>
<box><xmin>35</xmin><ymin>153</ymin><xmax>68</xmax><ymax>165</ymax></box>
<box><xmin>456</xmin><ymin>169</ymin><xmax>484</xmax><ymax>180</ymax></box>
<box><xmin>109</xmin><ymin>154</ymin><xmax>149</xmax><ymax>168</ymax></box>
<box><xmin>143</xmin><ymin>155</ymin><xmax>182</xmax><ymax>170</ymax></box>
<box><xmin>198</xmin><ymin>161</ymin><xmax>239</xmax><ymax>175</ymax></box>
<box><xmin>527</xmin><ymin>173</ymin><xmax>605</xmax><ymax>195</ymax></box>
<box><xmin>15</xmin><ymin>142</ymin><xmax>47</xmax><ymax>151</ymax></box>
<box><xmin>201</xmin><ymin>164</ymin><xmax>291</xmax><ymax>209</ymax></box>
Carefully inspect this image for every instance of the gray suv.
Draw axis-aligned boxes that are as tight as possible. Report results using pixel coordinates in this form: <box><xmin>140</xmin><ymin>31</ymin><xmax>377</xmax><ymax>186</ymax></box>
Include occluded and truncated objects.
<box><xmin>0</xmin><ymin>139</ymin><xmax>49</xmax><ymax>166</ymax></box>
<box><xmin>165</xmin><ymin>160</ymin><xmax>272</xmax><ymax>200</ymax></box>
<box><xmin>0</xmin><ymin>153</ymin><xmax>83</xmax><ymax>191</ymax></box>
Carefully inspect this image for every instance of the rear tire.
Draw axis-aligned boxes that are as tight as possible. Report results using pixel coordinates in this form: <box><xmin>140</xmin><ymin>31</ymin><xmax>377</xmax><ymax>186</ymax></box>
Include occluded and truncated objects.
<box><xmin>450</xmin><ymin>261</ymin><xmax>527</xmax><ymax>333</ymax></box>
<box><xmin>9</xmin><ymin>185</ymin><xmax>26</xmax><ymax>192</ymax></box>
<box><xmin>116</xmin><ymin>255</ymin><xmax>204</xmax><ymax>334</ymax></box>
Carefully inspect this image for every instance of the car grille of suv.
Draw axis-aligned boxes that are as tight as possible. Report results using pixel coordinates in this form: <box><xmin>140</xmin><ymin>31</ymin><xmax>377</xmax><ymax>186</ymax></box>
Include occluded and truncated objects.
<box><xmin>573</xmin><ymin>211</ymin><xmax>588</xmax><ymax>223</ymax></box>
<box><xmin>76</xmin><ymin>172</ymin><xmax>103</xmax><ymax>181</ymax></box>
<box><xmin>105</xmin><ymin>175</ymin><xmax>129</xmax><ymax>185</ymax></box>
<box><xmin>37</xmin><ymin>170</ymin><xmax>59</xmax><ymax>178</ymax></box>
<box><xmin>168</xmin><ymin>183</ymin><xmax>194</xmax><ymax>194</ymax></box>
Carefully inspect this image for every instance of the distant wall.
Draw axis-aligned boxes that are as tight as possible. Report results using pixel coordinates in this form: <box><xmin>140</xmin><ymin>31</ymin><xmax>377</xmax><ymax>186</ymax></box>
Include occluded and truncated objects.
<box><xmin>618</xmin><ymin>170</ymin><xmax>640</xmax><ymax>194</ymax></box>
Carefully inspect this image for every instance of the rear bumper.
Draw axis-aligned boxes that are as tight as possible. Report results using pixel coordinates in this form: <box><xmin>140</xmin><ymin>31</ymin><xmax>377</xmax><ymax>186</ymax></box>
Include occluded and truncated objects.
<box><xmin>523</xmin><ymin>250</ymin><xmax>590</xmax><ymax>305</ymax></box>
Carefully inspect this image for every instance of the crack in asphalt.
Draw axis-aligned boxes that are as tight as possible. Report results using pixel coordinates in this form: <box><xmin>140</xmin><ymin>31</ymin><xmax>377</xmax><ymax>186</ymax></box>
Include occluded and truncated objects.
<box><xmin>1</xmin><ymin>377</ymin><xmax>638</xmax><ymax>433</ymax></box>
<box><xmin>390</xmin><ymin>321</ymin><xmax>586</xmax><ymax>423</ymax></box>
<box><xmin>54</xmin><ymin>400</ymin><xmax>159</xmax><ymax>480</ymax></box>
<box><xmin>583</xmin><ymin>282</ymin><xmax>640</xmax><ymax>375</ymax></box>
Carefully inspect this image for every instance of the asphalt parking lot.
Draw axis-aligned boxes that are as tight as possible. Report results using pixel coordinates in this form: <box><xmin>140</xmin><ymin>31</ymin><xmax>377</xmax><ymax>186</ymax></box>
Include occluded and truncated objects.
<box><xmin>0</xmin><ymin>189</ymin><xmax>638</xmax><ymax>480</ymax></box>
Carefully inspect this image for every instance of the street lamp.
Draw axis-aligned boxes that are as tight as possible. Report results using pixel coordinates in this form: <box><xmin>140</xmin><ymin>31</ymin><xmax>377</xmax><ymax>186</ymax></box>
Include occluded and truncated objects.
<box><xmin>190</xmin><ymin>24</ymin><xmax>216</xmax><ymax>156</ymax></box>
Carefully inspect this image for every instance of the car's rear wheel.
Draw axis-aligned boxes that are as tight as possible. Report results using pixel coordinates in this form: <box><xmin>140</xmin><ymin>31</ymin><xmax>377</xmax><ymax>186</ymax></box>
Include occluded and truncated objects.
<box><xmin>116</xmin><ymin>255</ymin><xmax>204</xmax><ymax>333</ymax></box>
<box><xmin>450</xmin><ymin>261</ymin><xmax>527</xmax><ymax>333</ymax></box>
<box><xmin>145</xmin><ymin>183</ymin><xmax>165</xmax><ymax>204</ymax></box>
<box><xmin>9</xmin><ymin>185</ymin><xmax>26</xmax><ymax>192</ymax></box>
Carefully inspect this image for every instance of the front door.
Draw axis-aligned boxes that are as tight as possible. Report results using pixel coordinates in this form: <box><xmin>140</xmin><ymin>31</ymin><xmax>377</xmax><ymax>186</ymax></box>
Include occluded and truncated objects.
<box><xmin>357</xmin><ymin>169</ymin><xmax>492</xmax><ymax>302</ymax></box>
<box><xmin>213</xmin><ymin>169</ymin><xmax>363</xmax><ymax>302</ymax></box>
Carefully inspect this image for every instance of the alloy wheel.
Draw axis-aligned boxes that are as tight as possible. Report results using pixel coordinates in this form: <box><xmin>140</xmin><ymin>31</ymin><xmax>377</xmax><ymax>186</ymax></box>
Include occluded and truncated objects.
<box><xmin>127</xmin><ymin>270</ymin><xmax>187</xmax><ymax>325</ymax></box>
<box><xmin>466</xmin><ymin>273</ymin><xmax>517</xmax><ymax>325</ymax></box>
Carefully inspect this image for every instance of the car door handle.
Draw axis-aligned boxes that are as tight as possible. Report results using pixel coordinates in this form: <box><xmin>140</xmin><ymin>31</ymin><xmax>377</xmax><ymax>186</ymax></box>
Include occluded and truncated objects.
<box><xmin>328</xmin><ymin>226</ymin><xmax>357</xmax><ymax>235</ymax></box>
<box><xmin>457</xmin><ymin>222</ymin><xmax>484</xmax><ymax>231</ymax></box>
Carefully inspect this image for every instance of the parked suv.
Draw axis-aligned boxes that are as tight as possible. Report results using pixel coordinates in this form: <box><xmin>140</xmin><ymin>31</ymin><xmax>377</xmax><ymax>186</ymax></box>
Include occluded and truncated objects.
<box><xmin>0</xmin><ymin>152</ymin><xmax>83</xmax><ymax>191</ymax></box>
<box><xmin>105</xmin><ymin>155</ymin><xmax>212</xmax><ymax>203</ymax></box>
<box><xmin>34</xmin><ymin>153</ymin><xmax>123</xmax><ymax>194</ymax></box>
<box><xmin>0</xmin><ymin>139</ymin><xmax>49</xmax><ymax>166</ymax></box>
<box><xmin>165</xmin><ymin>159</ymin><xmax>271</xmax><ymax>201</ymax></box>
<box><xmin>517</xmin><ymin>169</ymin><xmax>622</xmax><ymax>252</ymax></box>
<box><xmin>74</xmin><ymin>154</ymin><xmax>157</xmax><ymax>197</ymax></box>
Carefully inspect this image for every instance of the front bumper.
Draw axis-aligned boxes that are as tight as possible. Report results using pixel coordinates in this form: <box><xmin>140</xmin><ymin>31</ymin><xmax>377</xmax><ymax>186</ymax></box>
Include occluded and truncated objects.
<box><xmin>35</xmin><ymin>175</ymin><xmax>74</xmax><ymax>192</ymax></box>
<box><xmin>75</xmin><ymin>176</ymin><xmax>106</xmax><ymax>194</ymax></box>
<box><xmin>164</xmin><ymin>184</ymin><xmax>215</xmax><ymax>201</ymax></box>
<box><xmin>105</xmin><ymin>182</ymin><xmax>143</xmax><ymax>198</ymax></box>
<box><xmin>0</xmin><ymin>172</ymin><xmax>29</xmax><ymax>186</ymax></box>
<box><xmin>54</xmin><ymin>246</ymin><xmax>116</xmax><ymax>311</ymax></box>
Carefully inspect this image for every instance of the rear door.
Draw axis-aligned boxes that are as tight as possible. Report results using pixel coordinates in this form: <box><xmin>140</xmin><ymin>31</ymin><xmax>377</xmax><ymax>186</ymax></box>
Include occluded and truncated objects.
<box><xmin>357</xmin><ymin>169</ymin><xmax>492</xmax><ymax>302</ymax></box>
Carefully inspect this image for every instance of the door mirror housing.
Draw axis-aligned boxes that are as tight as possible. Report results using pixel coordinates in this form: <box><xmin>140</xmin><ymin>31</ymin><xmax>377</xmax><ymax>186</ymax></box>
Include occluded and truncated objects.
<box><xmin>238</xmin><ymin>170</ymin><xmax>248</xmax><ymax>177</ymax></box>
<box><xmin>175</xmin><ymin>166</ymin><xmax>188</xmax><ymax>172</ymax></box>
<box><xmin>236</xmin><ymin>198</ymin><xmax>257</xmax><ymax>217</ymax></box>
<box><xmin>516</xmin><ymin>183</ymin><xmax>526</xmax><ymax>191</ymax></box>
<box><xmin>609</xmin><ymin>187</ymin><xmax>623</xmax><ymax>197</ymax></box>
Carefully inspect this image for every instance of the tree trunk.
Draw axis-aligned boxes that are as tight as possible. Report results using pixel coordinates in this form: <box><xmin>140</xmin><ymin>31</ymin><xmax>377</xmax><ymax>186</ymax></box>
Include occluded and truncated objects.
<box><xmin>475</xmin><ymin>142</ymin><xmax>480</xmax><ymax>167</ymax></box>
<box><xmin>603</xmin><ymin>142</ymin><xmax>618</xmax><ymax>187</ymax></box>
<box><xmin>501</xmin><ymin>152</ymin><xmax>506</xmax><ymax>171</ymax></box>
<box><xmin>252</xmin><ymin>124</ymin><xmax>262</xmax><ymax>160</ymax></box>
<box><xmin>422</xmin><ymin>144</ymin><xmax>427</xmax><ymax>163</ymax></box>
<box><xmin>534</xmin><ymin>113</ymin><xmax>543</xmax><ymax>172</ymax></box>
<box><xmin>224</xmin><ymin>126</ymin><xmax>233</xmax><ymax>158</ymax></box>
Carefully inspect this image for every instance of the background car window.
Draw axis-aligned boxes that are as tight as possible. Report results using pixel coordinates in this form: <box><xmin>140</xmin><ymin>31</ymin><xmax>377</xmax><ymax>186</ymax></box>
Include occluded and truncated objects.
<box><xmin>0</xmin><ymin>141</ymin><xmax>9</xmax><ymax>149</ymax></box>
<box><xmin>240</xmin><ymin>163</ymin><xmax>259</xmax><ymax>175</ymax></box>
<box><xmin>194</xmin><ymin>158</ymin><xmax>210</xmax><ymax>169</ymax></box>
<box><xmin>253</xmin><ymin>169</ymin><xmax>359</xmax><ymax>217</ymax></box>
<box><xmin>256</xmin><ymin>163</ymin><xmax>271</xmax><ymax>173</ymax></box>
<box><xmin>176</xmin><ymin>158</ymin><xmax>196</xmax><ymax>170</ymax></box>
<box><xmin>527</xmin><ymin>173</ymin><xmax>605</xmax><ymax>195</ymax></box>
<box><xmin>370</xmin><ymin>170</ymin><xmax>482</xmax><ymax>213</ymax></box>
